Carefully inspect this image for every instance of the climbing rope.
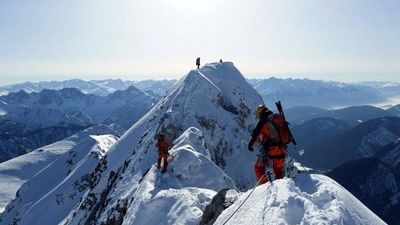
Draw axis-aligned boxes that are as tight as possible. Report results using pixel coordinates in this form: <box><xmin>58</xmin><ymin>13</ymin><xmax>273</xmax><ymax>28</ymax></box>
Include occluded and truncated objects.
<box><xmin>221</xmin><ymin>174</ymin><xmax>266</xmax><ymax>225</ymax></box>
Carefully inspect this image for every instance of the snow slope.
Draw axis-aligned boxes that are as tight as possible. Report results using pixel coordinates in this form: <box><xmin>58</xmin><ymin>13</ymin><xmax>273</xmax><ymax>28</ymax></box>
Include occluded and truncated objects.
<box><xmin>214</xmin><ymin>174</ymin><xmax>386</xmax><ymax>225</ymax></box>
<box><xmin>119</xmin><ymin>128</ymin><xmax>235</xmax><ymax>225</ymax></box>
<box><xmin>0</xmin><ymin>125</ymin><xmax>118</xmax><ymax>213</ymax></box>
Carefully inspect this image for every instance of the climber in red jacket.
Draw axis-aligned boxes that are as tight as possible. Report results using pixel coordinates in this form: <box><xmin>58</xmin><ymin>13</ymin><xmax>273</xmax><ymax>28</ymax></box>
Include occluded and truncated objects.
<box><xmin>248</xmin><ymin>104</ymin><xmax>288</xmax><ymax>184</ymax></box>
<box><xmin>156</xmin><ymin>133</ymin><xmax>172</xmax><ymax>173</ymax></box>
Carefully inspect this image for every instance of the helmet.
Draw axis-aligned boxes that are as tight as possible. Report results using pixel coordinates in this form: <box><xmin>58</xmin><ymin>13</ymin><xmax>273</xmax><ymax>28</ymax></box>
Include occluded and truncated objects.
<box><xmin>255</xmin><ymin>104</ymin><xmax>267</xmax><ymax>118</ymax></box>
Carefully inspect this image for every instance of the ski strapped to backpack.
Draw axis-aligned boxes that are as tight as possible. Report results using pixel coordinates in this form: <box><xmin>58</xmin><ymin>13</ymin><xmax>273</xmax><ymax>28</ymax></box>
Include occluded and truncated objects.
<box><xmin>273</xmin><ymin>101</ymin><xmax>297</xmax><ymax>146</ymax></box>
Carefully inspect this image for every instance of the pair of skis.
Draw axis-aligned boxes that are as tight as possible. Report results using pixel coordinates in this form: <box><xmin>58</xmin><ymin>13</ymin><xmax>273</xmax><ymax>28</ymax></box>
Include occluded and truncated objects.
<box><xmin>275</xmin><ymin>101</ymin><xmax>297</xmax><ymax>146</ymax></box>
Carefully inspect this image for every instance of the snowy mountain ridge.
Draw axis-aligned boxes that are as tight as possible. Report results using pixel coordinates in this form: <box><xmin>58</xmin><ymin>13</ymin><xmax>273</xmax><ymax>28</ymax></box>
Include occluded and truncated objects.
<box><xmin>0</xmin><ymin>62</ymin><xmax>386</xmax><ymax>225</ymax></box>
<box><xmin>214</xmin><ymin>174</ymin><xmax>385</xmax><ymax>225</ymax></box>
<box><xmin>0</xmin><ymin>125</ymin><xmax>119</xmax><ymax>213</ymax></box>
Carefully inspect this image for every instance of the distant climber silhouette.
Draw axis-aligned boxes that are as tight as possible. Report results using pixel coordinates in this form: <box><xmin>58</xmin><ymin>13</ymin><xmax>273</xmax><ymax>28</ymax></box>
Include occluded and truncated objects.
<box><xmin>196</xmin><ymin>57</ymin><xmax>200</xmax><ymax>69</ymax></box>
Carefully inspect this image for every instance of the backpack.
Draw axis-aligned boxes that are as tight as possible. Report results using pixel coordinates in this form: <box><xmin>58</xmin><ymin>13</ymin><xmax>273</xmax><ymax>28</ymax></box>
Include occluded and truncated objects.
<box><xmin>268</xmin><ymin>113</ymin><xmax>292</xmax><ymax>145</ymax></box>
<box><xmin>262</xmin><ymin>101</ymin><xmax>296</xmax><ymax>146</ymax></box>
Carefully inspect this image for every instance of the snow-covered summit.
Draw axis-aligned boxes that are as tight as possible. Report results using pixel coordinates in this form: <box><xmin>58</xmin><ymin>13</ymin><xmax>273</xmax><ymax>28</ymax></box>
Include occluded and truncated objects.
<box><xmin>214</xmin><ymin>174</ymin><xmax>386</xmax><ymax>225</ymax></box>
<box><xmin>137</xmin><ymin>62</ymin><xmax>261</xmax><ymax>184</ymax></box>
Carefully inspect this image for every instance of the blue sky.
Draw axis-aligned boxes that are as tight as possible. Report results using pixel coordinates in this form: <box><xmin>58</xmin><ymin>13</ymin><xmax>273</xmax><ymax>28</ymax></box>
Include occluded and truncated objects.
<box><xmin>0</xmin><ymin>0</ymin><xmax>399</xmax><ymax>85</ymax></box>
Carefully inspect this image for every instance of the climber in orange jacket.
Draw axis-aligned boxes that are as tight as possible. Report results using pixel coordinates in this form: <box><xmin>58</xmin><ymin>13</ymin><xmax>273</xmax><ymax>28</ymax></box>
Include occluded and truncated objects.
<box><xmin>156</xmin><ymin>133</ymin><xmax>172</xmax><ymax>173</ymax></box>
<box><xmin>248</xmin><ymin>104</ymin><xmax>287</xmax><ymax>184</ymax></box>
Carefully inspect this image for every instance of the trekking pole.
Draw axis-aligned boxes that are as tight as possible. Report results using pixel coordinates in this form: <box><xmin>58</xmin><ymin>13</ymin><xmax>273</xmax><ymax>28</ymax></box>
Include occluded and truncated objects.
<box><xmin>221</xmin><ymin>174</ymin><xmax>266</xmax><ymax>225</ymax></box>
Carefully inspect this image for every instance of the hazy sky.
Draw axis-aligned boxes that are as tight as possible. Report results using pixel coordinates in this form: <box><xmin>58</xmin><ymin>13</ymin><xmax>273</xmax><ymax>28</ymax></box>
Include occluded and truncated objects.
<box><xmin>1</xmin><ymin>0</ymin><xmax>399</xmax><ymax>85</ymax></box>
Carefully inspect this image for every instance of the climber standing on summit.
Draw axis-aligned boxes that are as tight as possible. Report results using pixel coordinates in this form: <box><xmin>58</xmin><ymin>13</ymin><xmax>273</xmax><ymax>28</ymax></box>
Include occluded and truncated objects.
<box><xmin>156</xmin><ymin>133</ymin><xmax>172</xmax><ymax>173</ymax></box>
<box><xmin>196</xmin><ymin>57</ymin><xmax>201</xmax><ymax>69</ymax></box>
<box><xmin>248</xmin><ymin>103</ymin><xmax>294</xmax><ymax>184</ymax></box>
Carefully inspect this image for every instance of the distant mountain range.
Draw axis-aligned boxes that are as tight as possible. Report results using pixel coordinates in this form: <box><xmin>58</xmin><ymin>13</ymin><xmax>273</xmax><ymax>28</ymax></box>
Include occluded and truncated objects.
<box><xmin>0</xmin><ymin>79</ymin><xmax>176</xmax><ymax>97</ymax></box>
<box><xmin>2</xmin><ymin>77</ymin><xmax>399</xmax><ymax>109</ymax></box>
<box><xmin>248</xmin><ymin>78</ymin><xmax>396</xmax><ymax>108</ymax></box>
<box><xmin>285</xmin><ymin>105</ymin><xmax>394</xmax><ymax>126</ymax></box>
<box><xmin>0</xmin><ymin>86</ymin><xmax>157</xmax><ymax>129</ymax></box>
<box><xmin>387</xmin><ymin>104</ymin><xmax>400</xmax><ymax>116</ymax></box>
<box><xmin>0</xmin><ymin>86</ymin><xmax>157</xmax><ymax>162</ymax></box>
<box><xmin>289</xmin><ymin>115</ymin><xmax>400</xmax><ymax>170</ymax></box>
<box><xmin>360</xmin><ymin>81</ymin><xmax>400</xmax><ymax>98</ymax></box>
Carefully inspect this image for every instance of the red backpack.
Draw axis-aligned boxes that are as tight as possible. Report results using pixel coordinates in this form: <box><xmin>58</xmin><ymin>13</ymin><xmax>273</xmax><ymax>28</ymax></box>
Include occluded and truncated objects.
<box><xmin>262</xmin><ymin>101</ymin><xmax>296</xmax><ymax>146</ymax></box>
<box><xmin>269</xmin><ymin>114</ymin><xmax>292</xmax><ymax>145</ymax></box>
